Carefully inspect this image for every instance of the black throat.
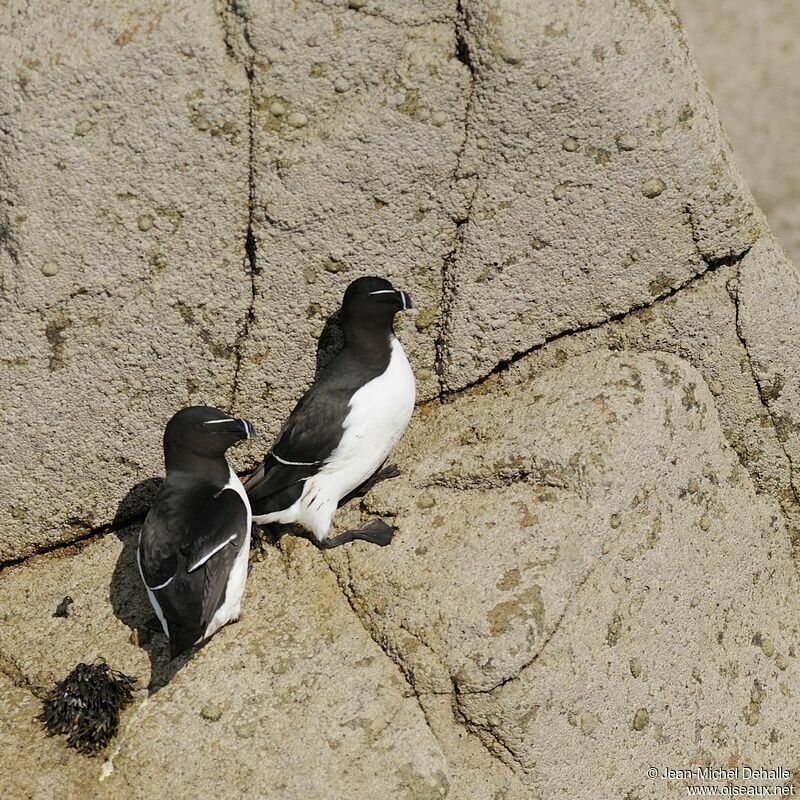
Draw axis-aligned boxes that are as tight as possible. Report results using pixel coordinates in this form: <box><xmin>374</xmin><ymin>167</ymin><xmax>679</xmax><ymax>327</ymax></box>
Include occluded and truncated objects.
<box><xmin>164</xmin><ymin>447</ymin><xmax>230</xmax><ymax>488</ymax></box>
<box><xmin>341</xmin><ymin>313</ymin><xmax>394</xmax><ymax>369</ymax></box>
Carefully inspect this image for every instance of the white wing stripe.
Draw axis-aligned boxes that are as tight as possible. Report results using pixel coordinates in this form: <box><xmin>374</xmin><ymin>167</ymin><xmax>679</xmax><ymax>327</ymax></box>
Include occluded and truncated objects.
<box><xmin>146</xmin><ymin>574</ymin><xmax>175</xmax><ymax>590</ymax></box>
<box><xmin>187</xmin><ymin>533</ymin><xmax>237</xmax><ymax>573</ymax></box>
<box><xmin>271</xmin><ymin>451</ymin><xmax>322</xmax><ymax>466</ymax></box>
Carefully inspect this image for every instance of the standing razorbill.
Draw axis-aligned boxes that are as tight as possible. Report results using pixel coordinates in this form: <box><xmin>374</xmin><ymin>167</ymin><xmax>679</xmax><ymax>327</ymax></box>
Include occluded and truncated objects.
<box><xmin>137</xmin><ymin>406</ymin><xmax>257</xmax><ymax>658</ymax></box>
<box><xmin>245</xmin><ymin>276</ymin><xmax>415</xmax><ymax>548</ymax></box>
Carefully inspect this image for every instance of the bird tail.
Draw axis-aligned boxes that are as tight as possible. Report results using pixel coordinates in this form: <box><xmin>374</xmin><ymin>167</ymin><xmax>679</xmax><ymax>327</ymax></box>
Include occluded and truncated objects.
<box><xmin>168</xmin><ymin>622</ymin><xmax>203</xmax><ymax>660</ymax></box>
<box><xmin>244</xmin><ymin>456</ymin><xmax>312</xmax><ymax>514</ymax></box>
<box><xmin>242</xmin><ymin>460</ymin><xmax>266</xmax><ymax>494</ymax></box>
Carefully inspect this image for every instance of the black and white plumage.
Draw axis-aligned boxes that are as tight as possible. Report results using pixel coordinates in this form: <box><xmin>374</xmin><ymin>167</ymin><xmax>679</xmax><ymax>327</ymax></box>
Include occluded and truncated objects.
<box><xmin>245</xmin><ymin>276</ymin><xmax>415</xmax><ymax>548</ymax></box>
<box><xmin>137</xmin><ymin>406</ymin><xmax>257</xmax><ymax>659</ymax></box>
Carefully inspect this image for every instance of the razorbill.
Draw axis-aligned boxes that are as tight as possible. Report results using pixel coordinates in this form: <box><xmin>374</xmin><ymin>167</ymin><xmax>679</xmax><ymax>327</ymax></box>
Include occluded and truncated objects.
<box><xmin>137</xmin><ymin>406</ymin><xmax>257</xmax><ymax>658</ymax></box>
<box><xmin>245</xmin><ymin>276</ymin><xmax>415</xmax><ymax>548</ymax></box>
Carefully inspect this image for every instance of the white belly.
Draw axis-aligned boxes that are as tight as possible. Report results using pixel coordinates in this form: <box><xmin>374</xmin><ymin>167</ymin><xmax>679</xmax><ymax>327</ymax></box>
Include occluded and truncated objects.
<box><xmin>205</xmin><ymin>469</ymin><xmax>252</xmax><ymax>638</ymax></box>
<box><xmin>270</xmin><ymin>337</ymin><xmax>415</xmax><ymax>541</ymax></box>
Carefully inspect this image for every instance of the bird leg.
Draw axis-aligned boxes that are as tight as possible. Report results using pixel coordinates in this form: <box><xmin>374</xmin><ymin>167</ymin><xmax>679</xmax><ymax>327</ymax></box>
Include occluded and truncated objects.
<box><xmin>339</xmin><ymin>463</ymin><xmax>401</xmax><ymax>506</ymax></box>
<box><xmin>318</xmin><ymin>518</ymin><xmax>396</xmax><ymax>549</ymax></box>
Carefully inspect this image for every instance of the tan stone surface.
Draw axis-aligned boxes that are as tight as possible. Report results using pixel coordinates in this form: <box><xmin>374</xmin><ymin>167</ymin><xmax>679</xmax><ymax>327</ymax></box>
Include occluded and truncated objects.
<box><xmin>330</xmin><ymin>350</ymin><xmax>800</xmax><ymax>797</ymax></box>
<box><xmin>3</xmin><ymin>0</ymin><xmax>799</xmax><ymax>567</ymax></box>
<box><xmin>0</xmin><ymin>530</ymin><xmax>448</xmax><ymax>799</ymax></box>
<box><xmin>441</xmin><ymin>0</ymin><xmax>758</xmax><ymax>390</ymax></box>
<box><xmin>0</xmin><ymin>673</ymin><xmax>93</xmax><ymax>800</ymax></box>
<box><xmin>4</xmin><ymin>0</ymin><xmax>800</xmax><ymax>798</ymax></box>
<box><xmin>4</xmin><ymin>351</ymin><xmax>800</xmax><ymax>798</ymax></box>
<box><xmin>0</xmin><ymin>0</ymin><xmax>251</xmax><ymax>559</ymax></box>
<box><xmin>221</xmin><ymin>0</ymin><xmax>469</xmax><ymax>431</ymax></box>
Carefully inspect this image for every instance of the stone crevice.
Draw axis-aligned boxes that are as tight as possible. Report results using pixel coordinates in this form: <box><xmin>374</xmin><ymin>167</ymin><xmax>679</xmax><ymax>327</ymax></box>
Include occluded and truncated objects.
<box><xmin>452</xmin><ymin>694</ymin><xmax>528</xmax><ymax>773</ymax></box>
<box><xmin>0</xmin><ymin>649</ymin><xmax>44</xmax><ymax>697</ymax></box>
<box><xmin>218</xmin><ymin>0</ymin><xmax>260</xmax><ymax>412</ymax></box>
<box><xmin>458</xmin><ymin>555</ymin><xmax>603</xmax><ymax>697</ymax></box>
<box><xmin>427</xmin><ymin>469</ymin><xmax>572</xmax><ymax>494</ymax></box>
<box><xmin>321</xmin><ymin>551</ymin><xmax>445</xmax><ymax>744</ymax></box>
<box><xmin>307</xmin><ymin>0</ymin><xmax>453</xmax><ymax>29</ymax></box>
<box><xmin>728</xmin><ymin>264</ymin><xmax>800</xmax><ymax>513</ymax></box>
<box><xmin>0</xmin><ymin>513</ymin><xmax>144</xmax><ymax>574</ymax></box>
<box><xmin>0</xmin><ymin>245</ymin><xmax>757</xmax><ymax>572</ymax></box>
<box><xmin>321</xmin><ymin>550</ymin><xmax>525</xmax><ymax>784</ymax></box>
<box><xmin>434</xmin><ymin>0</ymin><xmax>478</xmax><ymax>395</ymax></box>
<box><xmin>440</xmin><ymin>244</ymin><xmax>753</xmax><ymax>402</ymax></box>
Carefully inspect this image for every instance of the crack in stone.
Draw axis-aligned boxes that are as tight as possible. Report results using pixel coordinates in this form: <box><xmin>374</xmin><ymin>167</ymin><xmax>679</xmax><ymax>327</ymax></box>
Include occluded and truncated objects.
<box><xmin>444</xmin><ymin>542</ymin><xmax>622</xmax><ymax>776</ymax></box>
<box><xmin>439</xmin><ymin>244</ymin><xmax>753</xmax><ymax>402</ymax></box>
<box><xmin>322</xmin><ymin>550</ymin><xmax>523</xmax><ymax>783</ymax></box>
<box><xmin>0</xmin><ymin>513</ymin><xmax>145</xmax><ymax>574</ymax></box>
<box><xmin>321</xmin><ymin>552</ymin><xmax>447</xmax><ymax>744</ymax></box>
<box><xmin>728</xmin><ymin>263</ymin><xmax>800</xmax><ymax>516</ymax></box>
<box><xmin>0</xmin><ymin>650</ymin><xmax>43</xmax><ymax>697</ymax></box>
<box><xmin>0</xmin><ymin>186</ymin><xmax>21</xmax><ymax>273</ymax></box>
<box><xmin>2</xmin><ymin>460</ymin><xmax>261</xmax><ymax>569</ymax></box>
<box><xmin>307</xmin><ymin>0</ymin><xmax>453</xmax><ymax>29</ymax></box>
<box><xmin>435</xmin><ymin>0</ymin><xmax>478</xmax><ymax>395</ymax></box>
<box><xmin>219</xmin><ymin>0</ymin><xmax>260</xmax><ymax>412</ymax></box>
<box><xmin>1</xmin><ymin>247</ymin><xmax>756</xmax><ymax>571</ymax></box>
<box><xmin>459</xmin><ymin>556</ymin><xmax>602</xmax><ymax>698</ymax></box>
<box><xmin>452</xmin><ymin>698</ymin><xmax>528</xmax><ymax>773</ymax></box>
<box><xmin>427</xmin><ymin>469</ymin><xmax>572</xmax><ymax>494</ymax></box>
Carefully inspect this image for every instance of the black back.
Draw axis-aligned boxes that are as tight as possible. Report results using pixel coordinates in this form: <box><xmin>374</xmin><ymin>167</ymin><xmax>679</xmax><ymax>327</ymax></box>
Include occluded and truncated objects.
<box><xmin>139</xmin><ymin>474</ymin><xmax>247</xmax><ymax>657</ymax></box>
<box><xmin>245</xmin><ymin>347</ymin><xmax>388</xmax><ymax>512</ymax></box>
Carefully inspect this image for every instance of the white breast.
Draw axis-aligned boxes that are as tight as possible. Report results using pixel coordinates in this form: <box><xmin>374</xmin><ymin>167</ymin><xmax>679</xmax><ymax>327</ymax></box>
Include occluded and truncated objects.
<box><xmin>205</xmin><ymin>468</ymin><xmax>251</xmax><ymax>638</ymax></box>
<box><xmin>293</xmin><ymin>336</ymin><xmax>416</xmax><ymax>540</ymax></box>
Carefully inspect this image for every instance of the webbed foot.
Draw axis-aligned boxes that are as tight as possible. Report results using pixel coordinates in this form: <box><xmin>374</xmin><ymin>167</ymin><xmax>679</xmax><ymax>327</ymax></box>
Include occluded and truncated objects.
<box><xmin>318</xmin><ymin>518</ymin><xmax>397</xmax><ymax>549</ymax></box>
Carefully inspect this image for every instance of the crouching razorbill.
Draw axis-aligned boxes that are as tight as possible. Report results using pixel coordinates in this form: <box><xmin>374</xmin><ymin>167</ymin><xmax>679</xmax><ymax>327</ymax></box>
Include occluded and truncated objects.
<box><xmin>137</xmin><ymin>406</ymin><xmax>257</xmax><ymax>658</ymax></box>
<box><xmin>245</xmin><ymin>276</ymin><xmax>415</xmax><ymax>548</ymax></box>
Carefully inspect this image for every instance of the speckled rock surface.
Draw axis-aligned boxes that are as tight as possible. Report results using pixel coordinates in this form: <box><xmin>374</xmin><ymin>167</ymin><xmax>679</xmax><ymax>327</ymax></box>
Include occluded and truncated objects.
<box><xmin>0</xmin><ymin>530</ymin><xmax>449</xmax><ymax>800</ymax></box>
<box><xmin>328</xmin><ymin>350</ymin><xmax>800</xmax><ymax>796</ymax></box>
<box><xmin>5</xmin><ymin>0</ymin><xmax>800</xmax><ymax>797</ymax></box>
<box><xmin>0</xmin><ymin>673</ymin><xmax>92</xmax><ymax>800</ymax></box>
<box><xmin>440</xmin><ymin>0</ymin><xmax>759</xmax><ymax>391</ymax></box>
<box><xmin>3</xmin><ymin>0</ymin><xmax>800</xmax><ymax>568</ymax></box>
<box><xmin>3</xmin><ymin>351</ymin><xmax>800</xmax><ymax>799</ymax></box>
<box><xmin>0</xmin><ymin>0</ymin><xmax>250</xmax><ymax>559</ymax></box>
<box><xmin>220</xmin><ymin>0</ymin><xmax>470</xmax><ymax>433</ymax></box>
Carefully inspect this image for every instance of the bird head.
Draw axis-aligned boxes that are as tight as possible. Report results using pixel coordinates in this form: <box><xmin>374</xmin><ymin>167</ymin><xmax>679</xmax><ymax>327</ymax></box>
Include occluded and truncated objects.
<box><xmin>340</xmin><ymin>276</ymin><xmax>412</xmax><ymax>331</ymax></box>
<box><xmin>163</xmin><ymin>406</ymin><xmax>257</xmax><ymax>466</ymax></box>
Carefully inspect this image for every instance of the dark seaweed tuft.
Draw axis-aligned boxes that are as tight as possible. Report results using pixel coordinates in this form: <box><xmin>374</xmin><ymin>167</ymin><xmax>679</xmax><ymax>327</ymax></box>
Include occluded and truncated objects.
<box><xmin>37</xmin><ymin>660</ymin><xmax>136</xmax><ymax>754</ymax></box>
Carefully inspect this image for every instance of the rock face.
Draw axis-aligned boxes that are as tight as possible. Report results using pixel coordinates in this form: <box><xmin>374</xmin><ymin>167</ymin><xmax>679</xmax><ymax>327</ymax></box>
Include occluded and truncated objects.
<box><xmin>0</xmin><ymin>530</ymin><xmax>449</xmax><ymax>799</ymax></box>
<box><xmin>442</xmin><ymin>0</ymin><xmax>759</xmax><ymax>391</ymax></box>
<box><xmin>3</xmin><ymin>351</ymin><xmax>800</xmax><ymax>798</ymax></box>
<box><xmin>220</xmin><ymin>0</ymin><xmax>470</xmax><ymax>424</ymax></box>
<box><xmin>3</xmin><ymin>0</ymin><xmax>800</xmax><ymax>798</ymax></box>
<box><xmin>0</xmin><ymin>0</ymin><xmax>251</xmax><ymax>558</ymax></box>
<box><xmin>333</xmin><ymin>351</ymin><xmax>800</xmax><ymax>795</ymax></box>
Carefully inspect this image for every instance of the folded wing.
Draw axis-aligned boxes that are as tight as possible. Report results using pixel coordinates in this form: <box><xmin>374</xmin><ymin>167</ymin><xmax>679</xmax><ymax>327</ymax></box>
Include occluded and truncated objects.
<box><xmin>138</xmin><ymin>487</ymin><xmax>248</xmax><ymax>656</ymax></box>
<box><xmin>244</xmin><ymin>373</ymin><xmax>354</xmax><ymax>514</ymax></box>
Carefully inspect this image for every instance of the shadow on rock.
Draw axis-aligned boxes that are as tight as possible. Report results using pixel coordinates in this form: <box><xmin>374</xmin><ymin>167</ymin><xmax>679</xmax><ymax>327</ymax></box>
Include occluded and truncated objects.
<box><xmin>314</xmin><ymin>310</ymin><xmax>343</xmax><ymax>378</ymax></box>
<box><xmin>108</xmin><ymin>479</ymin><xmax>191</xmax><ymax>695</ymax></box>
<box><xmin>111</xmin><ymin>476</ymin><xmax>161</xmax><ymax>526</ymax></box>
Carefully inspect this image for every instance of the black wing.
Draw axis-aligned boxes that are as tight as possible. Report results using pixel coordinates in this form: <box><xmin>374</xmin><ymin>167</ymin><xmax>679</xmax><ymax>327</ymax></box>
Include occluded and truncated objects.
<box><xmin>138</xmin><ymin>482</ymin><xmax>248</xmax><ymax>657</ymax></box>
<box><xmin>245</xmin><ymin>349</ymin><xmax>382</xmax><ymax>515</ymax></box>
